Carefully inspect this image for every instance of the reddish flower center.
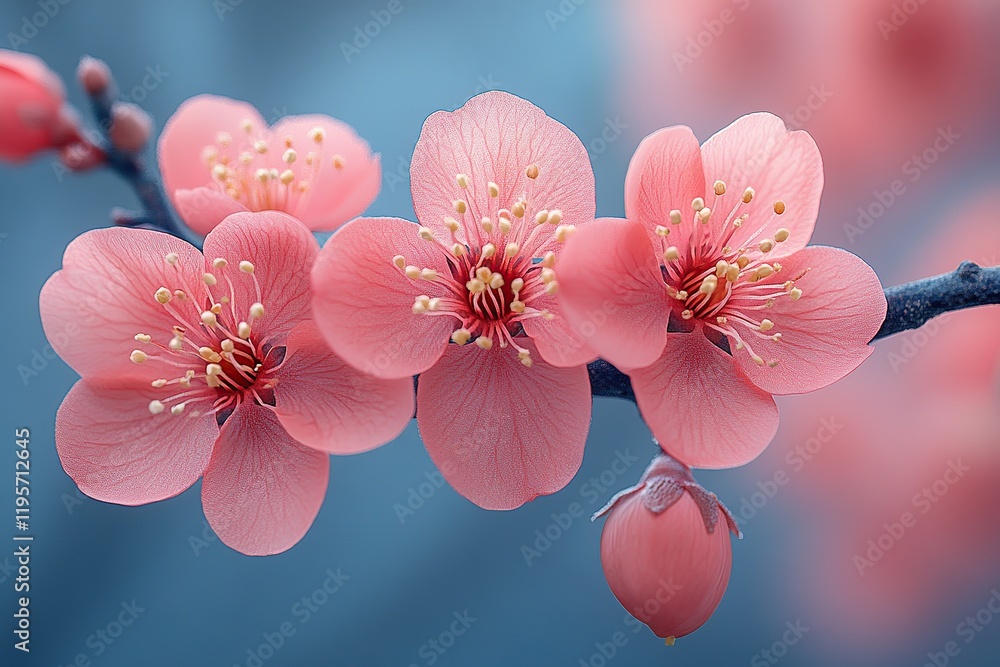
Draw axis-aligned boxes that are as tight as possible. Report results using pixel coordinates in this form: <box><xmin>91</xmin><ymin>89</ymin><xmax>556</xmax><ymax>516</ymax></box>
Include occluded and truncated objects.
<box><xmin>652</xmin><ymin>180</ymin><xmax>811</xmax><ymax>367</ymax></box>
<box><xmin>390</xmin><ymin>164</ymin><xmax>576</xmax><ymax>367</ymax></box>
<box><xmin>129</xmin><ymin>252</ymin><xmax>284</xmax><ymax>421</ymax></box>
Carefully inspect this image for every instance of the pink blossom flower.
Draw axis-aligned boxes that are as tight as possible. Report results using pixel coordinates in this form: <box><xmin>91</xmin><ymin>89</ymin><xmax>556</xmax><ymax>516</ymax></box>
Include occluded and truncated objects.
<box><xmin>41</xmin><ymin>211</ymin><xmax>414</xmax><ymax>555</ymax></box>
<box><xmin>597</xmin><ymin>453</ymin><xmax>739</xmax><ymax>641</ymax></box>
<box><xmin>311</xmin><ymin>91</ymin><xmax>596</xmax><ymax>510</ymax></box>
<box><xmin>157</xmin><ymin>94</ymin><xmax>381</xmax><ymax>236</ymax></box>
<box><xmin>0</xmin><ymin>49</ymin><xmax>77</xmax><ymax>161</ymax></box>
<box><xmin>558</xmin><ymin>114</ymin><xmax>886</xmax><ymax>468</ymax></box>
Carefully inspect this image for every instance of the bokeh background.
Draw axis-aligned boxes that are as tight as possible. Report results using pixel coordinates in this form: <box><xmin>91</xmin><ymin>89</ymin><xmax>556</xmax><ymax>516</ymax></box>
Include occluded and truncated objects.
<box><xmin>2</xmin><ymin>1</ymin><xmax>1000</xmax><ymax>665</ymax></box>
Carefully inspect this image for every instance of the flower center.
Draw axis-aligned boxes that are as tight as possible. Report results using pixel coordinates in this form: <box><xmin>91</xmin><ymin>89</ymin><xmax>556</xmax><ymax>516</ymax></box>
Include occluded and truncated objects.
<box><xmin>129</xmin><ymin>253</ymin><xmax>285</xmax><ymax>421</ymax></box>
<box><xmin>652</xmin><ymin>180</ymin><xmax>809</xmax><ymax>368</ymax></box>
<box><xmin>200</xmin><ymin>121</ymin><xmax>345</xmax><ymax>214</ymax></box>
<box><xmin>390</xmin><ymin>165</ymin><xmax>576</xmax><ymax>367</ymax></box>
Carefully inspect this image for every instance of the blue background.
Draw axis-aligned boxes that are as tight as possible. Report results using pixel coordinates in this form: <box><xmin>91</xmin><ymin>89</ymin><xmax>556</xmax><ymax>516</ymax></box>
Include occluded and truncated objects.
<box><xmin>2</xmin><ymin>1</ymin><xmax>999</xmax><ymax>666</ymax></box>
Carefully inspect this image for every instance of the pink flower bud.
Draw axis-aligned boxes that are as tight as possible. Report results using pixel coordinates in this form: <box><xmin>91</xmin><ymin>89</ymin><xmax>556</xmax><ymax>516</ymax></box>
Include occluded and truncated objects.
<box><xmin>109</xmin><ymin>102</ymin><xmax>153</xmax><ymax>154</ymax></box>
<box><xmin>0</xmin><ymin>48</ymin><xmax>69</xmax><ymax>161</ymax></box>
<box><xmin>76</xmin><ymin>55</ymin><xmax>112</xmax><ymax>96</ymax></box>
<box><xmin>597</xmin><ymin>454</ymin><xmax>740</xmax><ymax>642</ymax></box>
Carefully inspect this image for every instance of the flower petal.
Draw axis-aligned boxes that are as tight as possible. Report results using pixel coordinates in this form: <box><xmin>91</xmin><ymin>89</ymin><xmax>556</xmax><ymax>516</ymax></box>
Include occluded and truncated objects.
<box><xmin>157</xmin><ymin>94</ymin><xmax>266</xmax><ymax>214</ymax></box>
<box><xmin>416</xmin><ymin>339</ymin><xmax>591</xmax><ymax>510</ymax></box>
<box><xmin>557</xmin><ymin>218</ymin><xmax>670</xmax><ymax>370</ymax></box>
<box><xmin>630</xmin><ymin>332</ymin><xmax>778</xmax><ymax>468</ymax></box>
<box><xmin>172</xmin><ymin>187</ymin><xmax>248</xmax><ymax>237</ymax></box>
<box><xmin>270</xmin><ymin>115</ymin><xmax>381</xmax><ymax>231</ymax></box>
<box><xmin>55</xmin><ymin>379</ymin><xmax>218</xmax><ymax>505</ymax></box>
<box><xmin>201</xmin><ymin>402</ymin><xmax>329</xmax><ymax>556</ymax></box>
<box><xmin>202</xmin><ymin>211</ymin><xmax>319</xmax><ymax>342</ymax></box>
<box><xmin>39</xmin><ymin>226</ymin><xmax>205</xmax><ymax>383</ymax></box>
<box><xmin>624</xmin><ymin>125</ymin><xmax>706</xmax><ymax>251</ymax></box>
<box><xmin>410</xmin><ymin>90</ymin><xmax>594</xmax><ymax>253</ymax></box>
<box><xmin>700</xmin><ymin>112</ymin><xmax>823</xmax><ymax>254</ymax></box>
<box><xmin>311</xmin><ymin>216</ymin><xmax>456</xmax><ymax>378</ymax></box>
<box><xmin>520</xmin><ymin>289</ymin><xmax>597</xmax><ymax>368</ymax></box>
<box><xmin>274</xmin><ymin>321</ymin><xmax>414</xmax><ymax>454</ymax></box>
<box><xmin>732</xmin><ymin>246</ymin><xmax>886</xmax><ymax>395</ymax></box>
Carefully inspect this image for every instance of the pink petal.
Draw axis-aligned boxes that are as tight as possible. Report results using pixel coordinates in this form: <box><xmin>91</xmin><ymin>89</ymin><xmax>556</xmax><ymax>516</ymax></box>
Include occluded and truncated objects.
<box><xmin>630</xmin><ymin>332</ymin><xmax>778</xmax><ymax>468</ymax></box>
<box><xmin>311</xmin><ymin>216</ymin><xmax>456</xmax><ymax>378</ymax></box>
<box><xmin>520</xmin><ymin>289</ymin><xmax>597</xmax><ymax>368</ymax></box>
<box><xmin>733</xmin><ymin>246</ymin><xmax>886</xmax><ymax>395</ymax></box>
<box><xmin>173</xmin><ymin>187</ymin><xmax>249</xmax><ymax>237</ymax></box>
<box><xmin>270</xmin><ymin>115</ymin><xmax>381</xmax><ymax>231</ymax></box>
<box><xmin>201</xmin><ymin>402</ymin><xmax>329</xmax><ymax>556</ymax></box>
<box><xmin>0</xmin><ymin>51</ymin><xmax>65</xmax><ymax>161</ymax></box>
<box><xmin>416</xmin><ymin>339</ymin><xmax>591</xmax><ymax>510</ymax></box>
<box><xmin>202</xmin><ymin>211</ymin><xmax>319</xmax><ymax>342</ymax></box>
<box><xmin>39</xmin><ymin>226</ymin><xmax>205</xmax><ymax>383</ymax></box>
<box><xmin>700</xmin><ymin>112</ymin><xmax>823</xmax><ymax>254</ymax></box>
<box><xmin>157</xmin><ymin>94</ymin><xmax>266</xmax><ymax>214</ymax></box>
<box><xmin>557</xmin><ymin>218</ymin><xmax>670</xmax><ymax>370</ymax></box>
<box><xmin>55</xmin><ymin>379</ymin><xmax>217</xmax><ymax>505</ymax></box>
<box><xmin>410</xmin><ymin>90</ymin><xmax>594</xmax><ymax>253</ymax></box>
<box><xmin>274</xmin><ymin>321</ymin><xmax>414</xmax><ymax>454</ymax></box>
<box><xmin>624</xmin><ymin>125</ymin><xmax>706</xmax><ymax>252</ymax></box>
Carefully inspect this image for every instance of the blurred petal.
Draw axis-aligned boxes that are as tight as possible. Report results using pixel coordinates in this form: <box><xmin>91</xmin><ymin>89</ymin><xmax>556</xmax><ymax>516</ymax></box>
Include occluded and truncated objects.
<box><xmin>173</xmin><ymin>187</ymin><xmax>248</xmax><ymax>237</ymax></box>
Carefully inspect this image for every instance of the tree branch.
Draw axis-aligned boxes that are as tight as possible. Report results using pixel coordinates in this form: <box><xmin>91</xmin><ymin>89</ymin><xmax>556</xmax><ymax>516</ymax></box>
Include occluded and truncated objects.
<box><xmin>589</xmin><ymin>262</ymin><xmax>1000</xmax><ymax>402</ymax></box>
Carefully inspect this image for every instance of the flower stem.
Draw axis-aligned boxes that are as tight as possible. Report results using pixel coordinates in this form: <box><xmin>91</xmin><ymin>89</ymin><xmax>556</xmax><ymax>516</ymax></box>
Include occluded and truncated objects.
<box><xmin>85</xmin><ymin>86</ymin><xmax>194</xmax><ymax>243</ymax></box>
<box><xmin>589</xmin><ymin>261</ymin><xmax>1000</xmax><ymax>402</ymax></box>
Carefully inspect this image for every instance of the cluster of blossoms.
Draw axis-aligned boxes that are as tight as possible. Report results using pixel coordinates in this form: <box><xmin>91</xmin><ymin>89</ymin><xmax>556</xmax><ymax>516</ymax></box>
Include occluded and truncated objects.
<box><xmin>5</xmin><ymin>50</ymin><xmax>885</xmax><ymax>641</ymax></box>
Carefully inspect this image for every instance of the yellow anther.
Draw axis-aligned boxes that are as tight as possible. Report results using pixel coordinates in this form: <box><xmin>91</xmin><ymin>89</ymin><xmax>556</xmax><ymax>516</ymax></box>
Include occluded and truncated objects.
<box><xmin>742</xmin><ymin>187</ymin><xmax>755</xmax><ymax>204</ymax></box>
<box><xmin>526</xmin><ymin>164</ymin><xmax>539</xmax><ymax>179</ymax></box>
<box><xmin>202</xmin><ymin>272</ymin><xmax>218</xmax><ymax>286</ymax></box>
<box><xmin>715</xmin><ymin>260</ymin><xmax>729</xmax><ymax>277</ymax></box>
<box><xmin>308</xmin><ymin>127</ymin><xmax>325</xmax><ymax>143</ymax></box>
<box><xmin>134</xmin><ymin>333</ymin><xmax>151</xmax><ymax>343</ymax></box>
<box><xmin>535</xmin><ymin>209</ymin><xmax>550</xmax><ymax>225</ymax></box>
<box><xmin>216</xmin><ymin>132</ymin><xmax>232</xmax><ymax>147</ymax></box>
<box><xmin>510</xmin><ymin>300</ymin><xmax>525</xmax><ymax>313</ymax></box>
<box><xmin>453</xmin><ymin>200</ymin><xmax>467</xmax><ymax>215</ymax></box>
<box><xmin>540</xmin><ymin>268</ymin><xmax>556</xmax><ymax>284</ymax></box>
<box><xmin>751</xmin><ymin>354</ymin><xmax>765</xmax><ymax>366</ymax></box>
<box><xmin>681</xmin><ymin>309</ymin><xmax>694</xmax><ymax>320</ymax></box>
<box><xmin>758</xmin><ymin>239</ymin><xmax>775</xmax><ymax>253</ymax></box>
<box><xmin>221</xmin><ymin>339</ymin><xmax>235</xmax><ymax>353</ymax></box>
<box><xmin>165</xmin><ymin>252</ymin><xmax>179</xmax><ymax>265</ymax></box>
<box><xmin>505</xmin><ymin>242</ymin><xmax>520</xmax><ymax>258</ymax></box>
<box><xmin>420</xmin><ymin>268</ymin><xmax>438</xmax><ymax>281</ymax></box>
<box><xmin>773</xmin><ymin>201</ymin><xmax>786</xmax><ymax>215</ymax></box>
<box><xmin>282</xmin><ymin>148</ymin><xmax>297</xmax><ymax>164</ymax></box>
<box><xmin>489</xmin><ymin>274</ymin><xmax>504</xmax><ymax>290</ymax></box>
<box><xmin>789</xmin><ymin>287</ymin><xmax>803</xmax><ymax>300</ymax></box>
<box><xmin>697</xmin><ymin>207</ymin><xmax>712</xmax><ymax>223</ymax></box>
<box><xmin>669</xmin><ymin>209</ymin><xmax>683</xmax><ymax>225</ymax></box>
<box><xmin>759</xmin><ymin>319</ymin><xmax>774</xmax><ymax>332</ymax></box>
<box><xmin>249</xmin><ymin>302</ymin><xmax>264</xmax><ymax>319</ymax></box>
<box><xmin>456</xmin><ymin>174</ymin><xmax>469</xmax><ymax>189</ymax></box>
<box><xmin>201</xmin><ymin>311</ymin><xmax>218</xmax><ymax>327</ymax></box>
<box><xmin>663</xmin><ymin>246</ymin><xmax>680</xmax><ymax>262</ymax></box>
<box><xmin>691</xmin><ymin>197</ymin><xmax>705</xmax><ymax>212</ymax></box>
<box><xmin>151</xmin><ymin>379</ymin><xmax>167</xmax><ymax>388</ymax></box>
<box><xmin>726</xmin><ymin>265</ymin><xmax>740</xmax><ymax>283</ymax></box>
<box><xmin>238</xmin><ymin>322</ymin><xmax>252</xmax><ymax>338</ymax></box>
<box><xmin>475</xmin><ymin>336</ymin><xmax>493</xmax><ymax>350</ymax></box>
<box><xmin>392</xmin><ymin>255</ymin><xmax>406</xmax><ymax>268</ymax></box>
<box><xmin>482</xmin><ymin>243</ymin><xmax>496</xmax><ymax>259</ymax></box>
<box><xmin>736</xmin><ymin>256</ymin><xmax>750</xmax><ymax>269</ymax></box>
<box><xmin>280</xmin><ymin>170</ymin><xmax>295</xmax><ymax>185</ymax></box>
<box><xmin>213</xmin><ymin>257</ymin><xmax>228</xmax><ymax>269</ymax></box>
<box><xmin>481</xmin><ymin>217</ymin><xmax>493</xmax><ymax>233</ymax></box>
<box><xmin>714</xmin><ymin>180</ymin><xmax>727</xmax><ymax>196</ymax></box>
<box><xmin>699</xmin><ymin>276</ymin><xmax>718</xmax><ymax>295</ymax></box>
<box><xmin>466</xmin><ymin>278</ymin><xmax>486</xmax><ymax>293</ymax></box>
<box><xmin>254</xmin><ymin>140</ymin><xmax>268</xmax><ymax>154</ymax></box>
<box><xmin>404</xmin><ymin>265</ymin><xmax>421</xmax><ymax>279</ymax></box>
<box><xmin>169</xmin><ymin>336</ymin><xmax>184</xmax><ymax>350</ymax></box>
<box><xmin>331</xmin><ymin>155</ymin><xmax>345</xmax><ymax>169</ymax></box>
<box><xmin>547</xmin><ymin>210</ymin><xmax>563</xmax><ymax>226</ymax></box>
<box><xmin>774</xmin><ymin>228</ymin><xmax>790</xmax><ymax>243</ymax></box>
<box><xmin>130</xmin><ymin>350</ymin><xmax>147</xmax><ymax>364</ymax></box>
<box><xmin>554</xmin><ymin>225</ymin><xmax>576</xmax><ymax>242</ymax></box>
<box><xmin>655</xmin><ymin>226</ymin><xmax>671</xmax><ymax>237</ymax></box>
<box><xmin>239</xmin><ymin>260</ymin><xmax>255</xmax><ymax>274</ymax></box>
<box><xmin>148</xmin><ymin>400</ymin><xmax>165</xmax><ymax>415</ymax></box>
<box><xmin>451</xmin><ymin>243</ymin><xmax>465</xmax><ymax>257</ymax></box>
<box><xmin>544</xmin><ymin>281</ymin><xmax>559</xmax><ymax>295</ymax></box>
<box><xmin>512</xmin><ymin>201</ymin><xmax>526</xmax><ymax>218</ymax></box>
<box><xmin>444</xmin><ymin>218</ymin><xmax>460</xmax><ymax>233</ymax></box>
<box><xmin>542</xmin><ymin>251</ymin><xmax>556</xmax><ymax>268</ymax></box>
<box><xmin>487</xmin><ymin>181</ymin><xmax>500</xmax><ymax>198</ymax></box>
<box><xmin>418</xmin><ymin>226</ymin><xmax>435</xmax><ymax>241</ymax></box>
<box><xmin>206</xmin><ymin>363</ymin><xmax>223</xmax><ymax>377</ymax></box>
<box><xmin>170</xmin><ymin>404</ymin><xmax>185</xmax><ymax>416</ymax></box>
<box><xmin>511</xmin><ymin>278</ymin><xmax>525</xmax><ymax>292</ymax></box>
<box><xmin>451</xmin><ymin>329</ymin><xmax>471</xmax><ymax>345</ymax></box>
